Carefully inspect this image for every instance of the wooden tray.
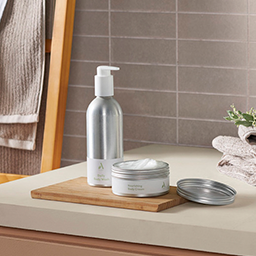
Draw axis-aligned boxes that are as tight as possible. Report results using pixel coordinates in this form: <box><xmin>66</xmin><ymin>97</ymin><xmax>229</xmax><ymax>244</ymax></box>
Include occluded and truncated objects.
<box><xmin>31</xmin><ymin>177</ymin><xmax>187</xmax><ymax>212</ymax></box>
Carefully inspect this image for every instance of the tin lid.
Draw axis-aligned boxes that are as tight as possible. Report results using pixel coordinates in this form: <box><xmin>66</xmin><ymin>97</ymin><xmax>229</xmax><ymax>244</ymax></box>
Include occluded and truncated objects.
<box><xmin>177</xmin><ymin>178</ymin><xmax>236</xmax><ymax>206</ymax></box>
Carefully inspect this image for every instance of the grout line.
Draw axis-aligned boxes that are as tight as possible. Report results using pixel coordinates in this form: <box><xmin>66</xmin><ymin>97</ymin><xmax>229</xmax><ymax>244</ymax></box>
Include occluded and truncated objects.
<box><xmin>69</xmin><ymin>84</ymin><xmax>93</xmax><ymax>88</ymax></box>
<box><xmin>61</xmin><ymin>158</ymin><xmax>84</xmax><ymax>163</ymax></box>
<box><xmin>178</xmin><ymin>11</ymin><xmax>247</xmax><ymax>16</ymax></box>
<box><xmin>64</xmin><ymin>134</ymin><xmax>86</xmax><ymax>138</ymax></box>
<box><xmin>176</xmin><ymin>0</ymin><xmax>179</xmax><ymax>144</ymax></box>
<box><xmin>64</xmin><ymin>109</ymin><xmax>238</xmax><ymax>123</ymax></box>
<box><xmin>73</xmin><ymin>35</ymin><xmax>109</xmax><ymax>38</ymax></box>
<box><xmin>108</xmin><ymin>0</ymin><xmax>112</xmax><ymax>65</ymax></box>
<box><xmin>75</xmin><ymin>9</ymin><xmax>250</xmax><ymax>16</ymax></box>
<box><xmin>178</xmin><ymin>91</ymin><xmax>247</xmax><ymax>97</ymax></box>
<box><xmin>70</xmin><ymin>59</ymin><xmax>109</xmax><ymax>64</ymax></box>
<box><xmin>73</xmin><ymin>34</ymin><xmax>247</xmax><ymax>43</ymax></box>
<box><xmin>70</xmin><ymin>59</ymin><xmax>248</xmax><ymax>70</ymax></box>
<box><xmin>67</xmin><ymin>84</ymin><xmax>247</xmax><ymax>96</ymax></box>
<box><xmin>247</xmin><ymin>0</ymin><xmax>250</xmax><ymax>109</ymax></box>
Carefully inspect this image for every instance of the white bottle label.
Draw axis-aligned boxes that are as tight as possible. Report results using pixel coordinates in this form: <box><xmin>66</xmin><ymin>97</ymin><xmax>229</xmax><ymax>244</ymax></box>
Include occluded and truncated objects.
<box><xmin>87</xmin><ymin>157</ymin><xmax>123</xmax><ymax>187</ymax></box>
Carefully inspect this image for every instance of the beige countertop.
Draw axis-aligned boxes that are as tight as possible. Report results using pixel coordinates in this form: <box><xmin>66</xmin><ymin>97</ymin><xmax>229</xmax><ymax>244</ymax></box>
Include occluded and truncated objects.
<box><xmin>0</xmin><ymin>144</ymin><xmax>255</xmax><ymax>256</ymax></box>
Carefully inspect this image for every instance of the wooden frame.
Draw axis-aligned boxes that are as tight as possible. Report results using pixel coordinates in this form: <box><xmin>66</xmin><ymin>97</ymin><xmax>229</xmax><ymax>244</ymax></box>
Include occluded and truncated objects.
<box><xmin>0</xmin><ymin>0</ymin><xmax>76</xmax><ymax>183</ymax></box>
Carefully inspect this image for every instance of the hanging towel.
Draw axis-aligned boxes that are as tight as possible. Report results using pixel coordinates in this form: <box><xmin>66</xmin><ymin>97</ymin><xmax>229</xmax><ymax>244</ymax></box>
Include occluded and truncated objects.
<box><xmin>212</xmin><ymin>136</ymin><xmax>256</xmax><ymax>185</ymax></box>
<box><xmin>238</xmin><ymin>125</ymin><xmax>256</xmax><ymax>146</ymax></box>
<box><xmin>0</xmin><ymin>0</ymin><xmax>45</xmax><ymax>150</ymax></box>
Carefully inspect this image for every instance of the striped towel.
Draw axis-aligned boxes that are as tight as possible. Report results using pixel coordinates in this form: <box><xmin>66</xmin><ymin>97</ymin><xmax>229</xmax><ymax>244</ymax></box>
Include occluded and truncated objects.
<box><xmin>0</xmin><ymin>0</ymin><xmax>45</xmax><ymax>150</ymax></box>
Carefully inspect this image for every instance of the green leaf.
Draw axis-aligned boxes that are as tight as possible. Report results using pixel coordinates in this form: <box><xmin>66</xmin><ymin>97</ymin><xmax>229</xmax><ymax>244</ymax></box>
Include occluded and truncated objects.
<box><xmin>242</xmin><ymin>113</ymin><xmax>254</xmax><ymax>122</ymax></box>
<box><xmin>224</xmin><ymin>116</ymin><xmax>232</xmax><ymax>121</ymax></box>
<box><xmin>227</xmin><ymin>110</ymin><xmax>238</xmax><ymax>119</ymax></box>
<box><xmin>234</xmin><ymin>120</ymin><xmax>252</xmax><ymax>127</ymax></box>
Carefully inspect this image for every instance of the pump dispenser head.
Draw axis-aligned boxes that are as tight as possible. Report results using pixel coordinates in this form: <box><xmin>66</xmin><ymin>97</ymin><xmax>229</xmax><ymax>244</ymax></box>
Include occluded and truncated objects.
<box><xmin>94</xmin><ymin>66</ymin><xmax>120</xmax><ymax>96</ymax></box>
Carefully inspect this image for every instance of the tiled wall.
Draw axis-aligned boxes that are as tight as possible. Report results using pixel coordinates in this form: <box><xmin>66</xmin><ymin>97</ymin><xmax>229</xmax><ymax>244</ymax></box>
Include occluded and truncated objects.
<box><xmin>61</xmin><ymin>0</ymin><xmax>256</xmax><ymax>166</ymax></box>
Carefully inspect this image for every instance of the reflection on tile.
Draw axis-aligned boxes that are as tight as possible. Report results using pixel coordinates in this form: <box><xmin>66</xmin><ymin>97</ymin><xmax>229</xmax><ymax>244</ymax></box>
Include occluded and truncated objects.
<box><xmin>179</xmin><ymin>93</ymin><xmax>247</xmax><ymax>120</ymax></box>
<box><xmin>64</xmin><ymin>111</ymin><xmax>86</xmax><ymax>136</ymax></box>
<box><xmin>178</xmin><ymin>119</ymin><xmax>238</xmax><ymax>147</ymax></box>
<box><xmin>111</xmin><ymin>12</ymin><xmax>175</xmax><ymax>38</ymax></box>
<box><xmin>179</xmin><ymin>14</ymin><xmax>247</xmax><ymax>41</ymax></box>
<box><xmin>250</xmin><ymin>70</ymin><xmax>256</xmax><ymax>96</ymax></box>
<box><xmin>62</xmin><ymin>136</ymin><xmax>86</xmax><ymax>161</ymax></box>
<box><xmin>115</xmin><ymin>90</ymin><xmax>176</xmax><ymax>117</ymax></box>
<box><xmin>71</xmin><ymin>37</ymin><xmax>109</xmax><ymax>61</ymax></box>
<box><xmin>74</xmin><ymin>11</ymin><xmax>108</xmax><ymax>36</ymax></box>
<box><xmin>113</xmin><ymin>63</ymin><xmax>176</xmax><ymax>91</ymax></box>
<box><xmin>76</xmin><ymin>0</ymin><xmax>108</xmax><ymax>10</ymax></box>
<box><xmin>179</xmin><ymin>67</ymin><xmax>247</xmax><ymax>95</ymax></box>
<box><xmin>112</xmin><ymin>38</ymin><xmax>176</xmax><ymax>64</ymax></box>
<box><xmin>178</xmin><ymin>0</ymin><xmax>247</xmax><ymax>14</ymax></box>
<box><xmin>179</xmin><ymin>41</ymin><xmax>247</xmax><ymax>68</ymax></box>
<box><xmin>124</xmin><ymin>115</ymin><xmax>177</xmax><ymax>144</ymax></box>
<box><xmin>111</xmin><ymin>0</ymin><xmax>176</xmax><ymax>12</ymax></box>
<box><xmin>69</xmin><ymin>61</ymin><xmax>106</xmax><ymax>86</ymax></box>
<box><xmin>66</xmin><ymin>87</ymin><xmax>94</xmax><ymax>111</ymax></box>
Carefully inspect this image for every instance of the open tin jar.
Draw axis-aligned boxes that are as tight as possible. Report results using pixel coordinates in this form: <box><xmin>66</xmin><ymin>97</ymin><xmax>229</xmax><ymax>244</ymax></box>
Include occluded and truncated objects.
<box><xmin>112</xmin><ymin>159</ymin><xmax>170</xmax><ymax>197</ymax></box>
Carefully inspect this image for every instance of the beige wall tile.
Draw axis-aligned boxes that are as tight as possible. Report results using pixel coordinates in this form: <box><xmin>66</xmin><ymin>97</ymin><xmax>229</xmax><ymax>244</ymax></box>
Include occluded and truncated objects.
<box><xmin>250</xmin><ymin>0</ymin><xmax>256</xmax><ymax>14</ymax></box>
<box><xmin>111</xmin><ymin>0</ymin><xmax>176</xmax><ymax>12</ymax></box>
<box><xmin>249</xmin><ymin>97</ymin><xmax>256</xmax><ymax>108</ymax></box>
<box><xmin>62</xmin><ymin>136</ymin><xmax>86</xmax><ymax>161</ymax></box>
<box><xmin>69</xmin><ymin>62</ymin><xmax>106</xmax><ymax>86</ymax></box>
<box><xmin>61</xmin><ymin>160</ymin><xmax>82</xmax><ymax>168</ymax></box>
<box><xmin>66</xmin><ymin>87</ymin><xmax>94</xmax><ymax>111</ymax></box>
<box><xmin>112</xmin><ymin>38</ymin><xmax>176</xmax><ymax>64</ymax></box>
<box><xmin>113</xmin><ymin>63</ymin><xmax>176</xmax><ymax>91</ymax></box>
<box><xmin>179</xmin><ymin>93</ymin><xmax>247</xmax><ymax>120</ymax></box>
<box><xmin>250</xmin><ymin>43</ymin><xmax>256</xmax><ymax>68</ymax></box>
<box><xmin>124</xmin><ymin>141</ymin><xmax>150</xmax><ymax>151</ymax></box>
<box><xmin>250</xmin><ymin>16</ymin><xmax>256</xmax><ymax>42</ymax></box>
<box><xmin>178</xmin><ymin>120</ymin><xmax>238</xmax><ymax>147</ymax></box>
<box><xmin>76</xmin><ymin>0</ymin><xmax>108</xmax><ymax>10</ymax></box>
<box><xmin>250</xmin><ymin>70</ymin><xmax>256</xmax><ymax>96</ymax></box>
<box><xmin>71</xmin><ymin>37</ymin><xmax>109</xmax><ymax>61</ymax></box>
<box><xmin>64</xmin><ymin>111</ymin><xmax>86</xmax><ymax>136</ymax></box>
<box><xmin>179</xmin><ymin>41</ymin><xmax>247</xmax><ymax>68</ymax></box>
<box><xmin>74</xmin><ymin>11</ymin><xmax>108</xmax><ymax>36</ymax></box>
<box><xmin>179</xmin><ymin>67</ymin><xmax>247</xmax><ymax>95</ymax></box>
<box><xmin>124</xmin><ymin>115</ymin><xmax>177</xmax><ymax>144</ymax></box>
<box><xmin>179</xmin><ymin>14</ymin><xmax>247</xmax><ymax>41</ymax></box>
<box><xmin>178</xmin><ymin>0</ymin><xmax>247</xmax><ymax>13</ymax></box>
<box><xmin>111</xmin><ymin>12</ymin><xmax>175</xmax><ymax>38</ymax></box>
<box><xmin>115</xmin><ymin>90</ymin><xmax>176</xmax><ymax>117</ymax></box>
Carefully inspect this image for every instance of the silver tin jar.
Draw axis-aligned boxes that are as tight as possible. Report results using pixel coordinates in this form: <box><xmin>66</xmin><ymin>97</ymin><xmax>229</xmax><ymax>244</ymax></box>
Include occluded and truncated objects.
<box><xmin>112</xmin><ymin>160</ymin><xmax>170</xmax><ymax>197</ymax></box>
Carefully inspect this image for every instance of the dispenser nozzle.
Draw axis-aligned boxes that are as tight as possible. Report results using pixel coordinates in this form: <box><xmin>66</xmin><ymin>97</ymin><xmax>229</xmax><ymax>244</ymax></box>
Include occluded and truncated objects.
<box><xmin>94</xmin><ymin>65</ymin><xmax>120</xmax><ymax>97</ymax></box>
<box><xmin>97</xmin><ymin>66</ymin><xmax>120</xmax><ymax>76</ymax></box>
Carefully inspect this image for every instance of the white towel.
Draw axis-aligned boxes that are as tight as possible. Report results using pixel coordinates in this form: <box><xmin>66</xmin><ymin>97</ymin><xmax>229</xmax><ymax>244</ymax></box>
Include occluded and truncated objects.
<box><xmin>238</xmin><ymin>125</ymin><xmax>256</xmax><ymax>146</ymax></box>
<box><xmin>212</xmin><ymin>136</ymin><xmax>256</xmax><ymax>185</ymax></box>
<box><xmin>0</xmin><ymin>0</ymin><xmax>45</xmax><ymax>150</ymax></box>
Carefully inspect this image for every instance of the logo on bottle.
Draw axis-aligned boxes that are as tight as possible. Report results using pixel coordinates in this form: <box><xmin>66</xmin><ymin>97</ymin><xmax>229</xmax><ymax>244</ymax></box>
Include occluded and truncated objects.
<box><xmin>98</xmin><ymin>163</ymin><xmax>104</xmax><ymax>170</ymax></box>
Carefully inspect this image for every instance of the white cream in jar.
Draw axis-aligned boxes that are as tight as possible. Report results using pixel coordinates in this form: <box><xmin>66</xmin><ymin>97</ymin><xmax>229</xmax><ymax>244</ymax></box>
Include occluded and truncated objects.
<box><xmin>112</xmin><ymin>159</ymin><xmax>170</xmax><ymax>197</ymax></box>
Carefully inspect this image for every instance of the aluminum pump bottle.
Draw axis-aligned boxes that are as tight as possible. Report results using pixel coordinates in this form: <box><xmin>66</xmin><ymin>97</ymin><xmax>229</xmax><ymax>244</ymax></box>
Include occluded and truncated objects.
<box><xmin>86</xmin><ymin>66</ymin><xmax>123</xmax><ymax>187</ymax></box>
